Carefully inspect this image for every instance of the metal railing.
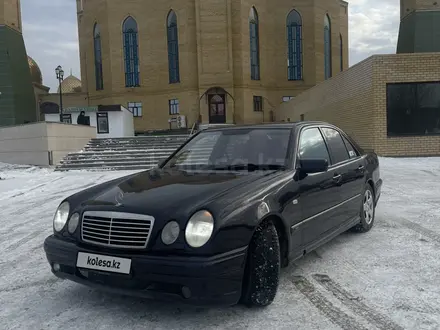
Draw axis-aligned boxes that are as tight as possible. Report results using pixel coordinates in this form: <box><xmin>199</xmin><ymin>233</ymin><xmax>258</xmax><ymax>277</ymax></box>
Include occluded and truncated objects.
<box><xmin>189</xmin><ymin>122</ymin><xmax>196</xmax><ymax>136</ymax></box>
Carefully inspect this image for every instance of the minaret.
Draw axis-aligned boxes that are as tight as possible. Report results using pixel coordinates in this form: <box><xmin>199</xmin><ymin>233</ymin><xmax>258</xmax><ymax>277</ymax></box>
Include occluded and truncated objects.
<box><xmin>0</xmin><ymin>0</ymin><xmax>22</xmax><ymax>32</ymax></box>
<box><xmin>397</xmin><ymin>0</ymin><xmax>440</xmax><ymax>53</ymax></box>
<box><xmin>0</xmin><ymin>0</ymin><xmax>37</xmax><ymax>126</ymax></box>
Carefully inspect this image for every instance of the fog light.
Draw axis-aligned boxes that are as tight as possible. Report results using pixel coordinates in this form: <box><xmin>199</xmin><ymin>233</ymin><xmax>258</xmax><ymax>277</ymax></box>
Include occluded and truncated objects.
<box><xmin>68</xmin><ymin>213</ymin><xmax>80</xmax><ymax>234</ymax></box>
<box><xmin>53</xmin><ymin>263</ymin><xmax>60</xmax><ymax>272</ymax></box>
<box><xmin>182</xmin><ymin>286</ymin><xmax>191</xmax><ymax>299</ymax></box>
<box><xmin>161</xmin><ymin>221</ymin><xmax>180</xmax><ymax>245</ymax></box>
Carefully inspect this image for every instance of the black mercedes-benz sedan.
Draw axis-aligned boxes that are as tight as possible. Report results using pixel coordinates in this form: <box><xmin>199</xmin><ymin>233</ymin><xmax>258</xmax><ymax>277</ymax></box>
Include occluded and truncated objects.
<box><xmin>44</xmin><ymin>121</ymin><xmax>383</xmax><ymax>307</ymax></box>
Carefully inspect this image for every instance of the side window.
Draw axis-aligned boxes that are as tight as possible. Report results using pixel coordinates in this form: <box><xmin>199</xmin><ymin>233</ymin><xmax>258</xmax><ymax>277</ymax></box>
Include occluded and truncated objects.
<box><xmin>321</xmin><ymin>128</ymin><xmax>350</xmax><ymax>164</ymax></box>
<box><xmin>298</xmin><ymin>128</ymin><xmax>330</xmax><ymax>164</ymax></box>
<box><xmin>341</xmin><ymin>135</ymin><xmax>359</xmax><ymax>158</ymax></box>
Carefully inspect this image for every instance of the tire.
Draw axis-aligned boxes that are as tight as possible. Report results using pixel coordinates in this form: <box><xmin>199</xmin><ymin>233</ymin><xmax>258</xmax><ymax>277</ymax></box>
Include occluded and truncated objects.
<box><xmin>240</xmin><ymin>221</ymin><xmax>280</xmax><ymax>307</ymax></box>
<box><xmin>351</xmin><ymin>183</ymin><xmax>375</xmax><ymax>233</ymax></box>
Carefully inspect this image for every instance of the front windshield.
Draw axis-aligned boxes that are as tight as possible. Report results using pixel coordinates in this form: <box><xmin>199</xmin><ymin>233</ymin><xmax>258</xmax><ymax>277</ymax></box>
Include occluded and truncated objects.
<box><xmin>163</xmin><ymin>128</ymin><xmax>291</xmax><ymax>171</ymax></box>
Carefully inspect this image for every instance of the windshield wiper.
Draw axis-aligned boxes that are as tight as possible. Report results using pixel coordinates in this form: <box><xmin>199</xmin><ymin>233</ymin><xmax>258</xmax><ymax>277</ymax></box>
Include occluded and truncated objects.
<box><xmin>212</xmin><ymin>164</ymin><xmax>286</xmax><ymax>171</ymax></box>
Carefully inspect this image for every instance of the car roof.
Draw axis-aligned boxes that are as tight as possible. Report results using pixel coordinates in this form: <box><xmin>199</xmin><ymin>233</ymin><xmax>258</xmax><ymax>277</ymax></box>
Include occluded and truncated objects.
<box><xmin>201</xmin><ymin>121</ymin><xmax>332</xmax><ymax>131</ymax></box>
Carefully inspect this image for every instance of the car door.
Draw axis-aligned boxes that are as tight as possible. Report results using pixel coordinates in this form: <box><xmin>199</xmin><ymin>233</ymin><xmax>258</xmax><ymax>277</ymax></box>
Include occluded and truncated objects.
<box><xmin>321</xmin><ymin>127</ymin><xmax>366</xmax><ymax>223</ymax></box>
<box><xmin>294</xmin><ymin>127</ymin><xmax>344</xmax><ymax>250</ymax></box>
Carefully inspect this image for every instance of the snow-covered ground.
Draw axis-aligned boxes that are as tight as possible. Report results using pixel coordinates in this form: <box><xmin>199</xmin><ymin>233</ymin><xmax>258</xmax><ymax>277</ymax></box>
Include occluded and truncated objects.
<box><xmin>1</xmin><ymin>158</ymin><xmax>440</xmax><ymax>330</ymax></box>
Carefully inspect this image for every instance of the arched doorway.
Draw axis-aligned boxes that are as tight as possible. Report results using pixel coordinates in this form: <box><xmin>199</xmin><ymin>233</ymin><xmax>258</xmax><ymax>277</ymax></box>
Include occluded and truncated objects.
<box><xmin>208</xmin><ymin>93</ymin><xmax>226</xmax><ymax>123</ymax></box>
<box><xmin>199</xmin><ymin>87</ymin><xmax>234</xmax><ymax>124</ymax></box>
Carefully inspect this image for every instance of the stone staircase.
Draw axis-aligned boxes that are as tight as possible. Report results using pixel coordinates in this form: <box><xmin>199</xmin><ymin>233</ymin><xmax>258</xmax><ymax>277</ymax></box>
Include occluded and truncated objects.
<box><xmin>55</xmin><ymin>135</ymin><xmax>190</xmax><ymax>171</ymax></box>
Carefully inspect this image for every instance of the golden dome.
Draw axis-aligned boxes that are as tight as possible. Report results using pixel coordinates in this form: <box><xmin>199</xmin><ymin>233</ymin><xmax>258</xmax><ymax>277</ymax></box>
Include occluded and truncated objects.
<box><xmin>58</xmin><ymin>74</ymin><xmax>82</xmax><ymax>93</ymax></box>
<box><xmin>28</xmin><ymin>56</ymin><xmax>43</xmax><ymax>85</ymax></box>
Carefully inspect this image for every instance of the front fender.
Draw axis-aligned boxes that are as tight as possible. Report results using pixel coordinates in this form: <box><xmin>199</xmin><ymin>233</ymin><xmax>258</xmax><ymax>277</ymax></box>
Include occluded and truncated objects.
<box><xmin>210</xmin><ymin>198</ymin><xmax>290</xmax><ymax>254</ymax></box>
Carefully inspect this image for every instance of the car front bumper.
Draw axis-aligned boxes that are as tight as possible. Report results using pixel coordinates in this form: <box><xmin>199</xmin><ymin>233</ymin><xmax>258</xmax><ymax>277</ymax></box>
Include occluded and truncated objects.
<box><xmin>44</xmin><ymin>235</ymin><xmax>247</xmax><ymax>306</ymax></box>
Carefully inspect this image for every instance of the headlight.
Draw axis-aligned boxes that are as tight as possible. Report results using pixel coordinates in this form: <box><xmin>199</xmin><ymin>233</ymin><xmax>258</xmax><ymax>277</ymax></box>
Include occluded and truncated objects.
<box><xmin>53</xmin><ymin>202</ymin><xmax>70</xmax><ymax>232</ymax></box>
<box><xmin>161</xmin><ymin>221</ymin><xmax>180</xmax><ymax>245</ymax></box>
<box><xmin>67</xmin><ymin>213</ymin><xmax>80</xmax><ymax>234</ymax></box>
<box><xmin>185</xmin><ymin>210</ymin><xmax>214</xmax><ymax>248</ymax></box>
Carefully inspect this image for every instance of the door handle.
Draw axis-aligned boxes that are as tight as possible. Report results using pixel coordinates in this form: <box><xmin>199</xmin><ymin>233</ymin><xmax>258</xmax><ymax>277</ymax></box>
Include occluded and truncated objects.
<box><xmin>358</xmin><ymin>165</ymin><xmax>365</xmax><ymax>171</ymax></box>
<box><xmin>333</xmin><ymin>174</ymin><xmax>342</xmax><ymax>182</ymax></box>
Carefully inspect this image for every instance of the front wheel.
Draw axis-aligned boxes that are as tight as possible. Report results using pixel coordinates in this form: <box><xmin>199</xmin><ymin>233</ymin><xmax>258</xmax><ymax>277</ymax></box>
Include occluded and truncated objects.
<box><xmin>240</xmin><ymin>221</ymin><xmax>280</xmax><ymax>307</ymax></box>
<box><xmin>351</xmin><ymin>184</ymin><xmax>375</xmax><ymax>233</ymax></box>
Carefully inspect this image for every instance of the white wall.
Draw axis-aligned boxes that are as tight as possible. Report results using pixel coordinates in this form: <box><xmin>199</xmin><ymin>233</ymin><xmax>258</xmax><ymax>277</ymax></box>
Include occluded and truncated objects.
<box><xmin>0</xmin><ymin>122</ymin><xmax>95</xmax><ymax>166</ymax></box>
<box><xmin>121</xmin><ymin>106</ymin><xmax>134</xmax><ymax>137</ymax></box>
<box><xmin>45</xmin><ymin>109</ymin><xmax>134</xmax><ymax>138</ymax></box>
<box><xmin>102</xmin><ymin>111</ymin><xmax>122</xmax><ymax>138</ymax></box>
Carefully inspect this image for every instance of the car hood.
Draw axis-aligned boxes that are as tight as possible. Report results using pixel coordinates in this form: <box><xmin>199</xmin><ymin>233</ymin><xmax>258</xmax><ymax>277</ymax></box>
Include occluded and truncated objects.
<box><xmin>79</xmin><ymin>168</ymin><xmax>275</xmax><ymax>218</ymax></box>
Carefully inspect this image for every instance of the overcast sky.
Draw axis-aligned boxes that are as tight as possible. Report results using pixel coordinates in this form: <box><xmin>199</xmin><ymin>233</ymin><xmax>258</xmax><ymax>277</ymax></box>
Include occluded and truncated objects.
<box><xmin>21</xmin><ymin>0</ymin><xmax>400</xmax><ymax>92</ymax></box>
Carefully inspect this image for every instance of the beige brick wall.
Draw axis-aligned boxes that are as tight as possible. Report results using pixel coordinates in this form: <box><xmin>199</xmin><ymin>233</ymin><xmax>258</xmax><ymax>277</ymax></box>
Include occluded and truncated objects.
<box><xmin>40</xmin><ymin>92</ymin><xmax>89</xmax><ymax>109</ymax></box>
<box><xmin>373</xmin><ymin>53</ymin><xmax>440</xmax><ymax>156</ymax></box>
<box><xmin>76</xmin><ymin>0</ymin><xmax>348</xmax><ymax>132</ymax></box>
<box><xmin>111</xmin><ymin>90</ymin><xmax>201</xmax><ymax>133</ymax></box>
<box><xmin>339</xmin><ymin>1</ymin><xmax>349</xmax><ymax>71</ymax></box>
<box><xmin>277</xmin><ymin>56</ymin><xmax>375</xmax><ymax>148</ymax></box>
<box><xmin>277</xmin><ymin>53</ymin><xmax>440</xmax><ymax>157</ymax></box>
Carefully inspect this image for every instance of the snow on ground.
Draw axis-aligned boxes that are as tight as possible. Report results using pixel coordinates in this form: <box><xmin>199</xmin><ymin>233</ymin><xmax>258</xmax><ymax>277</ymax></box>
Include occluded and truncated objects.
<box><xmin>1</xmin><ymin>158</ymin><xmax>440</xmax><ymax>330</ymax></box>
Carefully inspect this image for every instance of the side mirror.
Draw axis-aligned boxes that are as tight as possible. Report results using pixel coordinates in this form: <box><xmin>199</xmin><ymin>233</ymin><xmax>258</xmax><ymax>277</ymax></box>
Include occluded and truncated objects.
<box><xmin>298</xmin><ymin>158</ymin><xmax>328</xmax><ymax>174</ymax></box>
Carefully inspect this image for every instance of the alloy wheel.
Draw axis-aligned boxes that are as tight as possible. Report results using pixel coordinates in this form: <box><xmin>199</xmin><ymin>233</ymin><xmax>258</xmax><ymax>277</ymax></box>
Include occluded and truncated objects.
<box><xmin>363</xmin><ymin>189</ymin><xmax>374</xmax><ymax>224</ymax></box>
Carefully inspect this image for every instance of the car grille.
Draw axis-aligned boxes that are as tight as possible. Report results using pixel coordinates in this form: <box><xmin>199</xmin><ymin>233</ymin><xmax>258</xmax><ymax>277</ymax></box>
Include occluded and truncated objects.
<box><xmin>81</xmin><ymin>211</ymin><xmax>155</xmax><ymax>249</ymax></box>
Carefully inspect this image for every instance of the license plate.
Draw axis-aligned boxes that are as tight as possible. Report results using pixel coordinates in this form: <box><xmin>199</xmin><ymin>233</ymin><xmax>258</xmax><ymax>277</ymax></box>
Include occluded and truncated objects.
<box><xmin>76</xmin><ymin>252</ymin><xmax>131</xmax><ymax>275</ymax></box>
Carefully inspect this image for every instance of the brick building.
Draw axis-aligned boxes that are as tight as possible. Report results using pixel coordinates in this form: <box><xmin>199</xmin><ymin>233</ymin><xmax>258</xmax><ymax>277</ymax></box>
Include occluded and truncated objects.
<box><xmin>278</xmin><ymin>1</ymin><xmax>440</xmax><ymax>157</ymax></box>
<box><xmin>70</xmin><ymin>0</ymin><xmax>348</xmax><ymax>133</ymax></box>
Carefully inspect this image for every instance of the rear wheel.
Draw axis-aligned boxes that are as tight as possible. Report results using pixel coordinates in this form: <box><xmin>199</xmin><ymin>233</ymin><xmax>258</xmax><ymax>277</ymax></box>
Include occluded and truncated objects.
<box><xmin>240</xmin><ymin>221</ymin><xmax>280</xmax><ymax>307</ymax></box>
<box><xmin>351</xmin><ymin>184</ymin><xmax>375</xmax><ymax>233</ymax></box>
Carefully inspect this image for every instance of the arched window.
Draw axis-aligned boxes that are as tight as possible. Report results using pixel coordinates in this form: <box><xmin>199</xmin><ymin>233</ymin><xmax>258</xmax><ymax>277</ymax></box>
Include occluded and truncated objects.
<box><xmin>324</xmin><ymin>14</ymin><xmax>332</xmax><ymax>80</ymax></box>
<box><xmin>339</xmin><ymin>33</ymin><xmax>343</xmax><ymax>71</ymax></box>
<box><xmin>167</xmin><ymin>10</ymin><xmax>180</xmax><ymax>84</ymax></box>
<box><xmin>287</xmin><ymin>9</ymin><xmax>303</xmax><ymax>81</ymax></box>
<box><xmin>123</xmin><ymin>16</ymin><xmax>140</xmax><ymax>87</ymax></box>
<box><xmin>249</xmin><ymin>7</ymin><xmax>260</xmax><ymax>80</ymax></box>
<box><xmin>93</xmin><ymin>23</ymin><xmax>103</xmax><ymax>90</ymax></box>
